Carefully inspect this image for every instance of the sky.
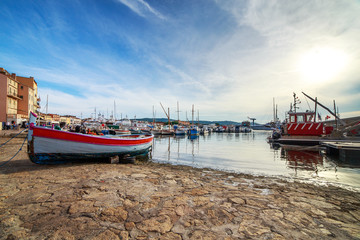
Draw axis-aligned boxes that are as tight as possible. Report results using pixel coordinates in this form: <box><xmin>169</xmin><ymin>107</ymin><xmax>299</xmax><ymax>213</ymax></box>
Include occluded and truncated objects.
<box><xmin>1</xmin><ymin>0</ymin><xmax>359</xmax><ymax>123</ymax></box>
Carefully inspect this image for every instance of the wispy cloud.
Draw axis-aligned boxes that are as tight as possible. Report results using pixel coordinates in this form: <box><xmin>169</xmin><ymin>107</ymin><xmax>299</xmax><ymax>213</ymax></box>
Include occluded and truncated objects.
<box><xmin>116</xmin><ymin>0</ymin><xmax>166</xmax><ymax>20</ymax></box>
<box><xmin>1</xmin><ymin>0</ymin><xmax>359</xmax><ymax>122</ymax></box>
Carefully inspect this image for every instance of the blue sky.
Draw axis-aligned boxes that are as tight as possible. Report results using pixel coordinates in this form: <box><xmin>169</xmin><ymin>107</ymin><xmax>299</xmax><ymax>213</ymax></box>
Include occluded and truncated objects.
<box><xmin>1</xmin><ymin>0</ymin><xmax>359</xmax><ymax>122</ymax></box>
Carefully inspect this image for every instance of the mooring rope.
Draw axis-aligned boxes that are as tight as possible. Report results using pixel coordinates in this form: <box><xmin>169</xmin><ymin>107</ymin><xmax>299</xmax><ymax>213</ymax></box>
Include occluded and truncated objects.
<box><xmin>0</xmin><ymin>128</ymin><xmax>27</xmax><ymax>148</ymax></box>
<box><xmin>0</xmin><ymin>135</ymin><xmax>27</xmax><ymax>167</ymax></box>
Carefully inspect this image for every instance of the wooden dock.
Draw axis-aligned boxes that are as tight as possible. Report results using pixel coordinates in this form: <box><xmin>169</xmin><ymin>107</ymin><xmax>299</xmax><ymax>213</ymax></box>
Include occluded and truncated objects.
<box><xmin>321</xmin><ymin>141</ymin><xmax>360</xmax><ymax>162</ymax></box>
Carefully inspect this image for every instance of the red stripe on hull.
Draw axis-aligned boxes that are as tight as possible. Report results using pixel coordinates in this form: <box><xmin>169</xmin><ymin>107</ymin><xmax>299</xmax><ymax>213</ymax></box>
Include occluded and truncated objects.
<box><xmin>32</xmin><ymin>127</ymin><xmax>153</xmax><ymax>146</ymax></box>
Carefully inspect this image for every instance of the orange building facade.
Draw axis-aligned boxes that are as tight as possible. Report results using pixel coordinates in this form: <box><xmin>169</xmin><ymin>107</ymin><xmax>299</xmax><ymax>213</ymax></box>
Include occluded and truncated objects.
<box><xmin>17</xmin><ymin>75</ymin><xmax>40</xmax><ymax>120</ymax></box>
<box><xmin>0</xmin><ymin>67</ymin><xmax>40</xmax><ymax>127</ymax></box>
<box><xmin>0</xmin><ymin>68</ymin><xmax>22</xmax><ymax>124</ymax></box>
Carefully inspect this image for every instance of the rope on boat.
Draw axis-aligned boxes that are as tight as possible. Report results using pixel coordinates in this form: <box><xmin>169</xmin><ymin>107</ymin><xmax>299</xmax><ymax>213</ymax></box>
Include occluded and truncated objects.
<box><xmin>0</xmin><ymin>128</ymin><xmax>27</xmax><ymax>148</ymax></box>
<box><xmin>0</xmin><ymin>135</ymin><xmax>27</xmax><ymax>167</ymax></box>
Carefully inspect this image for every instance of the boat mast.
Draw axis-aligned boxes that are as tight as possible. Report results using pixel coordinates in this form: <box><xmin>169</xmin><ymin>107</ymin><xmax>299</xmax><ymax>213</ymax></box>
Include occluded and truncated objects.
<box><xmin>334</xmin><ymin>100</ymin><xmax>337</xmax><ymax>129</ymax></box>
<box><xmin>168</xmin><ymin>108</ymin><xmax>170</xmax><ymax>127</ymax></box>
<box><xmin>192</xmin><ymin>104</ymin><xmax>194</xmax><ymax>126</ymax></box>
<box><xmin>152</xmin><ymin>105</ymin><xmax>155</xmax><ymax>127</ymax></box>
<box><xmin>45</xmin><ymin>95</ymin><xmax>48</xmax><ymax>116</ymax></box>
<box><xmin>177</xmin><ymin>101</ymin><xmax>180</xmax><ymax>123</ymax></box>
<box><xmin>197</xmin><ymin>110</ymin><xmax>199</xmax><ymax>126</ymax></box>
<box><xmin>114</xmin><ymin>100</ymin><xmax>116</xmax><ymax>121</ymax></box>
<box><xmin>273</xmin><ymin>98</ymin><xmax>275</xmax><ymax>123</ymax></box>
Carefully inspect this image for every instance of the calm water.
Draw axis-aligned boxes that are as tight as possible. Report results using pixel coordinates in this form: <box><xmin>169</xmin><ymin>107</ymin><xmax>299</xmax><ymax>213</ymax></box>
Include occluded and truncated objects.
<box><xmin>151</xmin><ymin>131</ymin><xmax>360</xmax><ymax>191</ymax></box>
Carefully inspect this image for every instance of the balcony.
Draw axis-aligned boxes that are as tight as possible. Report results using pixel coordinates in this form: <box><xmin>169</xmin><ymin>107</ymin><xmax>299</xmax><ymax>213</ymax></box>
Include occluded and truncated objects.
<box><xmin>7</xmin><ymin>93</ymin><xmax>22</xmax><ymax>100</ymax></box>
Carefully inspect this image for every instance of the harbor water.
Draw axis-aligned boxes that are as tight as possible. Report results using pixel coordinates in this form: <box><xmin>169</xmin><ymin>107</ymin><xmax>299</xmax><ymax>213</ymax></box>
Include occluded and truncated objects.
<box><xmin>151</xmin><ymin>131</ymin><xmax>360</xmax><ymax>191</ymax></box>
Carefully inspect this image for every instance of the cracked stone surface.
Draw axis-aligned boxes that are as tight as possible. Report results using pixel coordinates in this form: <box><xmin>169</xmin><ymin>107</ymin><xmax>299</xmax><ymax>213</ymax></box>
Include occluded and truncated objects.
<box><xmin>1</xmin><ymin>138</ymin><xmax>360</xmax><ymax>239</ymax></box>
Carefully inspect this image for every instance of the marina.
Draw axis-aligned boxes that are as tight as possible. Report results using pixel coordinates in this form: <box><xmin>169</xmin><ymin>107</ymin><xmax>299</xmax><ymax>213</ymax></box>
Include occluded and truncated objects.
<box><xmin>152</xmin><ymin>132</ymin><xmax>360</xmax><ymax>191</ymax></box>
<box><xmin>1</xmin><ymin>1</ymin><xmax>360</xmax><ymax>238</ymax></box>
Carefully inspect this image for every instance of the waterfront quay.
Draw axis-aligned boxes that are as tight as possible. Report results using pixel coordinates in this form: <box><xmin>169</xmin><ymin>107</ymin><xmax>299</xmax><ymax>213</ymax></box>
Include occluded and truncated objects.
<box><xmin>1</xmin><ymin>138</ymin><xmax>360</xmax><ymax>239</ymax></box>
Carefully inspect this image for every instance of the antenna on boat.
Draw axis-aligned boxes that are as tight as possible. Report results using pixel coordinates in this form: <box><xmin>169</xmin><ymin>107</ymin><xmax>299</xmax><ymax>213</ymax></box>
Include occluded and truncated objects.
<box><xmin>292</xmin><ymin>93</ymin><xmax>300</xmax><ymax>113</ymax></box>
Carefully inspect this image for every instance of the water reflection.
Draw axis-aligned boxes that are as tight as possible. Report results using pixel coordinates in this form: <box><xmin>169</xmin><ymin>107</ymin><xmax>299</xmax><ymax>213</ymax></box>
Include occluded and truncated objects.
<box><xmin>281</xmin><ymin>146</ymin><xmax>323</xmax><ymax>175</ymax></box>
<box><xmin>152</xmin><ymin>132</ymin><xmax>360</xmax><ymax>191</ymax></box>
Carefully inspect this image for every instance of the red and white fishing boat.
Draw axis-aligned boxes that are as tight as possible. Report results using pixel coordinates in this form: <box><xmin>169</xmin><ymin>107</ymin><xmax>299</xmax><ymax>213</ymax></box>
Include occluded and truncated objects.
<box><xmin>27</xmin><ymin>112</ymin><xmax>154</xmax><ymax>164</ymax></box>
<box><xmin>268</xmin><ymin>92</ymin><xmax>360</xmax><ymax>146</ymax></box>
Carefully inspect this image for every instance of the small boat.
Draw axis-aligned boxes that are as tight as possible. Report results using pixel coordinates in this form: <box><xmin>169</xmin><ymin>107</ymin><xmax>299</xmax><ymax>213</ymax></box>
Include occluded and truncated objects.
<box><xmin>250</xmin><ymin>124</ymin><xmax>272</xmax><ymax>131</ymax></box>
<box><xmin>27</xmin><ymin>112</ymin><xmax>154</xmax><ymax>164</ymax></box>
<box><xmin>175</xmin><ymin>129</ymin><xmax>186</xmax><ymax>135</ymax></box>
<box><xmin>187</xmin><ymin>126</ymin><xmax>199</xmax><ymax>136</ymax></box>
<box><xmin>200</xmin><ymin>127</ymin><xmax>209</xmax><ymax>135</ymax></box>
<box><xmin>174</xmin><ymin>125</ymin><xmax>187</xmax><ymax>135</ymax></box>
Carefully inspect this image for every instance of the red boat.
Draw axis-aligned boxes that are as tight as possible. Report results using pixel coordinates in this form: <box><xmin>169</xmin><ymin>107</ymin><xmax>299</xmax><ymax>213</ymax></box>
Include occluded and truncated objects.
<box><xmin>27</xmin><ymin>112</ymin><xmax>154</xmax><ymax>164</ymax></box>
<box><xmin>269</xmin><ymin>92</ymin><xmax>360</xmax><ymax>145</ymax></box>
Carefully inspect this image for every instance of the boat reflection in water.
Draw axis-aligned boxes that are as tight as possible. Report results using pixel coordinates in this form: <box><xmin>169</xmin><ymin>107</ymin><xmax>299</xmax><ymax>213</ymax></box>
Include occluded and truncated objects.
<box><xmin>274</xmin><ymin>144</ymin><xmax>324</xmax><ymax>173</ymax></box>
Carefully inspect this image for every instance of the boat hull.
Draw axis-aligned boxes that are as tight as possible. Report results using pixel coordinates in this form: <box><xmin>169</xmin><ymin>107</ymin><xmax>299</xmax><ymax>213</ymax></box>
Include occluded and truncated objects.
<box><xmin>28</xmin><ymin>126</ymin><xmax>153</xmax><ymax>164</ymax></box>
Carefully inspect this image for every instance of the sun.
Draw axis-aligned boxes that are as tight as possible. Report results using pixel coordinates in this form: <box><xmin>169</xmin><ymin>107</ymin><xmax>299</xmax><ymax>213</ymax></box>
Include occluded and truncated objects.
<box><xmin>298</xmin><ymin>47</ymin><xmax>348</xmax><ymax>83</ymax></box>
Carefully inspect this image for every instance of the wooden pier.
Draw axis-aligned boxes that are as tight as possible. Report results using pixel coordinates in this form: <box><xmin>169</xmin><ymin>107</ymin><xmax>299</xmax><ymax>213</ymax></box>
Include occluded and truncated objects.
<box><xmin>321</xmin><ymin>141</ymin><xmax>360</xmax><ymax>162</ymax></box>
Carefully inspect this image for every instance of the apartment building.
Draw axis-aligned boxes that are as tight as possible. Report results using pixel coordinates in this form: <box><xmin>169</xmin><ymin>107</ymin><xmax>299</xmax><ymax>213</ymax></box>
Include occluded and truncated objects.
<box><xmin>0</xmin><ymin>67</ymin><xmax>40</xmax><ymax>127</ymax></box>
<box><xmin>17</xmin><ymin>75</ymin><xmax>40</xmax><ymax>120</ymax></box>
<box><xmin>0</xmin><ymin>68</ymin><xmax>22</xmax><ymax>124</ymax></box>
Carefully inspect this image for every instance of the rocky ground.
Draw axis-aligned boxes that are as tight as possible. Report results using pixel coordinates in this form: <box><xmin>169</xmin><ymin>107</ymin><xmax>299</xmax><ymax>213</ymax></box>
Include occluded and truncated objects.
<box><xmin>0</xmin><ymin>137</ymin><xmax>360</xmax><ymax>240</ymax></box>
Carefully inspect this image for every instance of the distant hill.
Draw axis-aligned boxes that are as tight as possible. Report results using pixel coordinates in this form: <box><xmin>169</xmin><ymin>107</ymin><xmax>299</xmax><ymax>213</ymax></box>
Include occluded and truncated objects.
<box><xmin>132</xmin><ymin>118</ymin><xmax>242</xmax><ymax>126</ymax></box>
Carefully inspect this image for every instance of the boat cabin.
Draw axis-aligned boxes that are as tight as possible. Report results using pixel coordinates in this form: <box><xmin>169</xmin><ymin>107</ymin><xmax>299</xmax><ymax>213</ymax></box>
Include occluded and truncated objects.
<box><xmin>286</xmin><ymin>111</ymin><xmax>324</xmax><ymax>136</ymax></box>
<box><xmin>288</xmin><ymin>111</ymin><xmax>315</xmax><ymax>123</ymax></box>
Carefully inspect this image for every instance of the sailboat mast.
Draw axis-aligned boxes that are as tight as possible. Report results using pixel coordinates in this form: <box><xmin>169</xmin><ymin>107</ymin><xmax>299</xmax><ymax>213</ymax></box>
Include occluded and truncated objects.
<box><xmin>168</xmin><ymin>108</ymin><xmax>170</xmax><ymax>127</ymax></box>
<box><xmin>273</xmin><ymin>98</ymin><xmax>275</xmax><ymax>123</ymax></box>
<box><xmin>46</xmin><ymin>95</ymin><xmax>48</xmax><ymax>116</ymax></box>
<box><xmin>197</xmin><ymin>110</ymin><xmax>199</xmax><ymax>126</ymax></box>
<box><xmin>114</xmin><ymin>100</ymin><xmax>116</xmax><ymax>121</ymax></box>
<box><xmin>152</xmin><ymin>105</ymin><xmax>155</xmax><ymax>126</ymax></box>
<box><xmin>177</xmin><ymin>101</ymin><xmax>180</xmax><ymax>122</ymax></box>
<box><xmin>192</xmin><ymin>104</ymin><xmax>194</xmax><ymax>125</ymax></box>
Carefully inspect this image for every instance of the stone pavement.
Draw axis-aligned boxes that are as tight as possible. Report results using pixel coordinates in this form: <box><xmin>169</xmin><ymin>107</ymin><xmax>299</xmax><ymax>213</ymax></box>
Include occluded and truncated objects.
<box><xmin>0</xmin><ymin>138</ymin><xmax>359</xmax><ymax>239</ymax></box>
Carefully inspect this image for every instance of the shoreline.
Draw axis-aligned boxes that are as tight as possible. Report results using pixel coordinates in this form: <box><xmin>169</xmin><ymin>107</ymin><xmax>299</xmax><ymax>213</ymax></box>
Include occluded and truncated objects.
<box><xmin>1</xmin><ymin>138</ymin><xmax>360</xmax><ymax>239</ymax></box>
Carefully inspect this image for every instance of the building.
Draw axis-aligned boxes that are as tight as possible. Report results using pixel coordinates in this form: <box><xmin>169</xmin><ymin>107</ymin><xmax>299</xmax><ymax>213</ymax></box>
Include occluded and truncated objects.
<box><xmin>0</xmin><ymin>67</ymin><xmax>40</xmax><ymax>127</ymax></box>
<box><xmin>17</xmin><ymin>75</ymin><xmax>40</xmax><ymax>120</ymax></box>
<box><xmin>0</xmin><ymin>68</ymin><xmax>22</xmax><ymax>125</ymax></box>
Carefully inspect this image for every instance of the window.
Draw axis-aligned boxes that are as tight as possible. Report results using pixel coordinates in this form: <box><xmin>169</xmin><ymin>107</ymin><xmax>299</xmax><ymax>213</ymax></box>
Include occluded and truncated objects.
<box><xmin>290</xmin><ymin>115</ymin><xmax>295</xmax><ymax>123</ymax></box>
<box><xmin>21</xmin><ymin>86</ymin><xmax>23</xmax><ymax>89</ymax></box>
<box><xmin>306</xmin><ymin>115</ymin><xmax>313</xmax><ymax>122</ymax></box>
<box><xmin>297</xmin><ymin>115</ymin><xmax>304</xmax><ymax>122</ymax></box>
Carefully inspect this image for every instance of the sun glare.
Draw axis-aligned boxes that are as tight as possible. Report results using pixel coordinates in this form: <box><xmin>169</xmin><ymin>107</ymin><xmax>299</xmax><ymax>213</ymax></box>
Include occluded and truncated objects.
<box><xmin>298</xmin><ymin>47</ymin><xmax>348</xmax><ymax>83</ymax></box>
